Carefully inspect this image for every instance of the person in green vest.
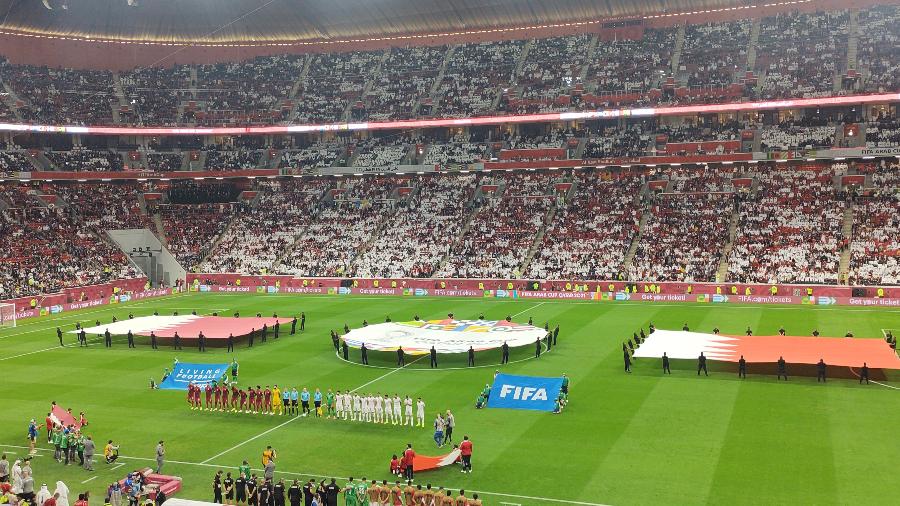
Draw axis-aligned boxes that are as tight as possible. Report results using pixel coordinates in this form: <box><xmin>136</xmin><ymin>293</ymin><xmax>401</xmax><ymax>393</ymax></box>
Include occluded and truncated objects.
<box><xmin>342</xmin><ymin>477</ymin><xmax>359</xmax><ymax>506</ymax></box>
<box><xmin>238</xmin><ymin>460</ymin><xmax>251</xmax><ymax>480</ymax></box>
<box><xmin>59</xmin><ymin>428</ymin><xmax>70</xmax><ymax>465</ymax></box>
<box><xmin>76</xmin><ymin>432</ymin><xmax>86</xmax><ymax>466</ymax></box>
<box><xmin>354</xmin><ymin>479</ymin><xmax>368</xmax><ymax>506</ymax></box>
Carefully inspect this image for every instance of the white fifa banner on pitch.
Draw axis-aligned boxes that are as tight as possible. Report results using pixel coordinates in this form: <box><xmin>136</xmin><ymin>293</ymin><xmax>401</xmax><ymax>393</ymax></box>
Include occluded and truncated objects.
<box><xmin>342</xmin><ymin>319</ymin><xmax>545</xmax><ymax>354</ymax></box>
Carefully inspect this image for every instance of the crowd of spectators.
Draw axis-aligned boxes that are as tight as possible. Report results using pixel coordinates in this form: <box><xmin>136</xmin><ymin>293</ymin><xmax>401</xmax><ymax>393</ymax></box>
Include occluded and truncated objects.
<box><xmin>46</xmin><ymin>149</ymin><xmax>124</xmax><ymax>172</ymax></box>
<box><xmin>201</xmin><ymin>179</ymin><xmax>328</xmax><ymax>274</ymax></box>
<box><xmin>727</xmin><ymin>165</ymin><xmax>845</xmax><ymax>284</ymax></box>
<box><xmin>583</xmin><ymin>126</ymin><xmax>648</xmax><ymax>158</ymax></box>
<box><xmin>681</xmin><ymin>20</ymin><xmax>750</xmax><ymax>88</ymax></box>
<box><xmin>121</xmin><ymin>65</ymin><xmax>192</xmax><ymax>126</ymax></box>
<box><xmin>422</xmin><ymin>134</ymin><xmax>487</xmax><ymax>166</ymax></box>
<box><xmin>0</xmin><ymin>150</ymin><xmax>32</xmax><ymax>172</ymax></box>
<box><xmin>512</xmin><ymin>34</ymin><xmax>589</xmax><ymax>113</ymax></box>
<box><xmin>856</xmin><ymin>5</ymin><xmax>900</xmax><ymax>93</ymax></box>
<box><xmin>352</xmin><ymin>173</ymin><xmax>479</xmax><ymax>277</ymax></box>
<box><xmin>0</xmin><ymin>62</ymin><xmax>116</xmax><ymax>125</ymax></box>
<box><xmin>848</xmin><ymin>191</ymin><xmax>900</xmax><ymax>285</ymax></box>
<box><xmin>352</xmin><ymin>137</ymin><xmax>410</xmax><ymax>167</ymax></box>
<box><xmin>278</xmin><ymin>176</ymin><xmax>397</xmax><ymax>277</ymax></box>
<box><xmin>294</xmin><ymin>51</ymin><xmax>382</xmax><ymax>124</ymax></box>
<box><xmin>196</xmin><ymin>55</ymin><xmax>303</xmax><ymax>122</ymax></box>
<box><xmin>589</xmin><ymin>27</ymin><xmax>676</xmax><ymax>97</ymax></box>
<box><xmin>866</xmin><ymin>116</ymin><xmax>900</xmax><ymax>147</ymax></box>
<box><xmin>203</xmin><ymin>146</ymin><xmax>261</xmax><ymax>170</ymax></box>
<box><xmin>755</xmin><ymin>11</ymin><xmax>849</xmax><ymax>99</ymax></box>
<box><xmin>437</xmin><ymin>41</ymin><xmax>525</xmax><ymax>118</ymax></box>
<box><xmin>52</xmin><ymin>182</ymin><xmax>153</xmax><ymax>231</ymax></box>
<box><xmin>437</xmin><ymin>172</ymin><xmax>553</xmax><ymax>278</ymax></box>
<box><xmin>158</xmin><ymin>202</ymin><xmax>241</xmax><ymax>270</ymax></box>
<box><xmin>364</xmin><ymin>46</ymin><xmax>446</xmax><ymax>121</ymax></box>
<box><xmin>629</xmin><ymin>192</ymin><xmax>732</xmax><ymax>282</ymax></box>
<box><xmin>146</xmin><ymin>153</ymin><xmax>184</xmax><ymax>172</ymax></box>
<box><xmin>759</xmin><ymin>124</ymin><xmax>835</xmax><ymax>150</ymax></box>
<box><xmin>279</xmin><ymin>143</ymin><xmax>343</xmax><ymax>170</ymax></box>
<box><xmin>528</xmin><ymin>170</ymin><xmax>642</xmax><ymax>280</ymax></box>
<box><xmin>0</xmin><ymin>183</ymin><xmax>138</xmax><ymax>298</ymax></box>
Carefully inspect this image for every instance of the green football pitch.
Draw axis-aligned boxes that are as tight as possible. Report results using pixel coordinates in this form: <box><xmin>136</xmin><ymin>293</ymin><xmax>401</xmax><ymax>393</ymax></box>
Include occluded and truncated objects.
<box><xmin>2</xmin><ymin>292</ymin><xmax>899</xmax><ymax>506</ymax></box>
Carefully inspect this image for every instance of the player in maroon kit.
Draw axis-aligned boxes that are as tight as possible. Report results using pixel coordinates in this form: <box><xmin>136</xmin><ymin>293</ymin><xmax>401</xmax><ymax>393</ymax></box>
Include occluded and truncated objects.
<box><xmin>263</xmin><ymin>386</ymin><xmax>272</xmax><ymax>414</ymax></box>
<box><xmin>187</xmin><ymin>383</ymin><xmax>196</xmax><ymax>410</ymax></box>
<box><xmin>248</xmin><ymin>387</ymin><xmax>257</xmax><ymax>413</ymax></box>
<box><xmin>214</xmin><ymin>383</ymin><xmax>222</xmax><ymax>410</ymax></box>
<box><xmin>194</xmin><ymin>384</ymin><xmax>202</xmax><ymax>408</ymax></box>
<box><xmin>205</xmin><ymin>383</ymin><xmax>213</xmax><ymax>410</ymax></box>
<box><xmin>240</xmin><ymin>387</ymin><xmax>249</xmax><ymax>413</ymax></box>
<box><xmin>231</xmin><ymin>384</ymin><xmax>240</xmax><ymax>412</ymax></box>
<box><xmin>221</xmin><ymin>384</ymin><xmax>229</xmax><ymax>411</ymax></box>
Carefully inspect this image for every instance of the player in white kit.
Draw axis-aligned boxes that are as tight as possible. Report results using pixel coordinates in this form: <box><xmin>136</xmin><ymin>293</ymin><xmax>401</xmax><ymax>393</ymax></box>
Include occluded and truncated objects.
<box><xmin>353</xmin><ymin>393</ymin><xmax>362</xmax><ymax>421</ymax></box>
<box><xmin>375</xmin><ymin>394</ymin><xmax>384</xmax><ymax>423</ymax></box>
<box><xmin>382</xmin><ymin>394</ymin><xmax>392</xmax><ymax>424</ymax></box>
<box><xmin>392</xmin><ymin>395</ymin><xmax>402</xmax><ymax>425</ymax></box>
<box><xmin>416</xmin><ymin>397</ymin><xmax>426</xmax><ymax>427</ymax></box>
<box><xmin>335</xmin><ymin>390</ymin><xmax>344</xmax><ymax>419</ymax></box>
<box><xmin>404</xmin><ymin>396</ymin><xmax>413</xmax><ymax>426</ymax></box>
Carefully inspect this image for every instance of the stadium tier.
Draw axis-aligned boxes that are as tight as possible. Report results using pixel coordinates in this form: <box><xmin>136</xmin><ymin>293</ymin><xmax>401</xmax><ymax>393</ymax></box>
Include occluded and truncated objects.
<box><xmin>2</xmin><ymin>158</ymin><xmax>899</xmax><ymax>302</ymax></box>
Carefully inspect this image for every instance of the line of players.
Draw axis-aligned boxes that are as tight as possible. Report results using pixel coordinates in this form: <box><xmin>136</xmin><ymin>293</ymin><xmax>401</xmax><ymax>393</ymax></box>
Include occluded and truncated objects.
<box><xmin>186</xmin><ymin>382</ymin><xmax>430</xmax><ymax>427</ymax></box>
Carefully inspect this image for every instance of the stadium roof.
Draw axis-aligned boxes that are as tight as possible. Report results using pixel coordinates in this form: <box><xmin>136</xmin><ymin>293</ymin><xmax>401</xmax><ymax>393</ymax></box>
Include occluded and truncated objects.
<box><xmin>0</xmin><ymin>0</ymin><xmax>749</xmax><ymax>44</ymax></box>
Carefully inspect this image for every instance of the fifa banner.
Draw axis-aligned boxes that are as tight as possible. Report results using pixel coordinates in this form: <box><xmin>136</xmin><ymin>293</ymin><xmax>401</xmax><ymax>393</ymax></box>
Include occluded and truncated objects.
<box><xmin>487</xmin><ymin>374</ymin><xmax>564</xmax><ymax>412</ymax></box>
<box><xmin>159</xmin><ymin>362</ymin><xmax>229</xmax><ymax>390</ymax></box>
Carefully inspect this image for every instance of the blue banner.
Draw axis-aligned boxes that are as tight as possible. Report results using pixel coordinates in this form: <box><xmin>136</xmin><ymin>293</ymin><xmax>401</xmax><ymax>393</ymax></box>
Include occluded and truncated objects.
<box><xmin>487</xmin><ymin>374</ymin><xmax>563</xmax><ymax>412</ymax></box>
<box><xmin>159</xmin><ymin>362</ymin><xmax>229</xmax><ymax>390</ymax></box>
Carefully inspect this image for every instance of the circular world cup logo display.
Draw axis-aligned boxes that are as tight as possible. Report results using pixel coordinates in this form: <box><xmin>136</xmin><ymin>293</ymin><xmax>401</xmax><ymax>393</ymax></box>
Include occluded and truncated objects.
<box><xmin>342</xmin><ymin>319</ymin><xmax>546</xmax><ymax>354</ymax></box>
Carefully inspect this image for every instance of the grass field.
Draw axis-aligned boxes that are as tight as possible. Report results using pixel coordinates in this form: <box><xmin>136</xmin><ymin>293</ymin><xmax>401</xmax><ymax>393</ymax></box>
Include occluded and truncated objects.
<box><xmin>1</xmin><ymin>292</ymin><xmax>899</xmax><ymax>506</ymax></box>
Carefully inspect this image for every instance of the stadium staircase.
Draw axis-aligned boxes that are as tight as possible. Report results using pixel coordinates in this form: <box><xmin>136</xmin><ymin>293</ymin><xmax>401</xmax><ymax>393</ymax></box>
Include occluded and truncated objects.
<box><xmin>1</xmin><ymin>83</ymin><xmax>26</xmax><ymax>122</ymax></box>
<box><xmin>424</xmin><ymin>45</ymin><xmax>457</xmax><ymax>110</ymax></box>
<box><xmin>290</xmin><ymin>55</ymin><xmax>313</xmax><ymax>99</ymax></box>
<box><xmin>623</xmin><ymin>185</ymin><xmax>651</xmax><ymax>273</ymax></box>
<box><xmin>579</xmin><ymin>35</ymin><xmax>600</xmax><ymax>84</ymax></box>
<box><xmin>111</xmin><ymin>71</ymin><xmax>129</xmax><ymax>123</ymax></box>
<box><xmin>715</xmin><ymin>204</ymin><xmax>741</xmax><ymax>282</ymax></box>
<box><xmin>29</xmin><ymin>151</ymin><xmax>53</xmax><ymax>171</ymax></box>
<box><xmin>847</xmin><ymin>9</ymin><xmax>859</xmax><ymax>71</ymax></box>
<box><xmin>746</xmin><ymin>18</ymin><xmax>761</xmax><ymax>71</ymax></box>
<box><xmin>433</xmin><ymin>178</ymin><xmax>488</xmax><ymax>275</ymax></box>
<box><xmin>153</xmin><ymin>214</ymin><xmax>168</xmax><ymax>246</ymax></box>
<box><xmin>838</xmin><ymin>202</ymin><xmax>855</xmax><ymax>284</ymax></box>
<box><xmin>670</xmin><ymin>25</ymin><xmax>686</xmax><ymax>76</ymax></box>
<box><xmin>346</xmin><ymin>49</ymin><xmax>390</xmax><ymax>121</ymax></box>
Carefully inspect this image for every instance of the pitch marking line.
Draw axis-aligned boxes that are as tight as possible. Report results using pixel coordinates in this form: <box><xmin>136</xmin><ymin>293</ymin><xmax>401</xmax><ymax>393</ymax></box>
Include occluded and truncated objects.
<box><xmin>81</xmin><ymin>476</ymin><xmax>98</xmax><ymax>484</ymax></box>
<box><xmin>847</xmin><ymin>367</ymin><xmax>900</xmax><ymax>390</ymax></box>
<box><xmin>0</xmin><ymin>445</ymin><xmax>610</xmax><ymax>506</ymax></box>
<box><xmin>511</xmin><ymin>302</ymin><xmax>546</xmax><ymax>318</ymax></box>
<box><xmin>201</xmin><ymin>354</ymin><xmax>427</xmax><ymax>464</ymax></box>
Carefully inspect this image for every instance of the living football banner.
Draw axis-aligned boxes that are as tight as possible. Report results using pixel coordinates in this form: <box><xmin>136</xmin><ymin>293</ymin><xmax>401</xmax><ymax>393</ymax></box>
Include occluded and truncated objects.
<box><xmin>159</xmin><ymin>362</ymin><xmax>229</xmax><ymax>390</ymax></box>
<box><xmin>487</xmin><ymin>374</ymin><xmax>564</xmax><ymax>412</ymax></box>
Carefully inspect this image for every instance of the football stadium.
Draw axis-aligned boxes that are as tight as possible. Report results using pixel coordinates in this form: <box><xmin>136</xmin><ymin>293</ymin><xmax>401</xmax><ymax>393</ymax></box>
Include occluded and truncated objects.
<box><xmin>1</xmin><ymin>0</ymin><xmax>899</xmax><ymax>505</ymax></box>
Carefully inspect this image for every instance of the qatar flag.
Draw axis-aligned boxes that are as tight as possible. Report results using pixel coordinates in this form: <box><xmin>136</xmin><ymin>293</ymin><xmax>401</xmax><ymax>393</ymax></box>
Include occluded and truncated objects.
<box><xmin>633</xmin><ymin>330</ymin><xmax>900</xmax><ymax>369</ymax></box>
<box><xmin>72</xmin><ymin>315</ymin><xmax>294</xmax><ymax>339</ymax></box>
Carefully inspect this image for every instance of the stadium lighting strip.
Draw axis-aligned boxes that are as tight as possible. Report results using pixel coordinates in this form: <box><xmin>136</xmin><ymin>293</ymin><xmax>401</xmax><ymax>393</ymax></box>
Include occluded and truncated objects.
<box><xmin>0</xmin><ymin>1</ymin><xmax>813</xmax><ymax>47</ymax></box>
<box><xmin>0</xmin><ymin>92</ymin><xmax>896</xmax><ymax>137</ymax></box>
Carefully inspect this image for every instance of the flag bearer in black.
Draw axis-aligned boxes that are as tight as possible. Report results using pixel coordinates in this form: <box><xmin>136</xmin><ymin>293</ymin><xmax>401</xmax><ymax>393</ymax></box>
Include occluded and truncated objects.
<box><xmin>624</xmin><ymin>350</ymin><xmax>631</xmax><ymax>373</ymax></box>
<box><xmin>738</xmin><ymin>355</ymin><xmax>746</xmax><ymax>378</ymax></box>
<box><xmin>662</xmin><ymin>352</ymin><xmax>671</xmax><ymax>374</ymax></box>
<box><xmin>777</xmin><ymin>356</ymin><xmax>788</xmax><ymax>380</ymax></box>
<box><xmin>501</xmin><ymin>342</ymin><xmax>509</xmax><ymax>364</ymax></box>
<box><xmin>697</xmin><ymin>352</ymin><xmax>708</xmax><ymax>376</ymax></box>
<box><xmin>816</xmin><ymin>359</ymin><xmax>827</xmax><ymax>382</ymax></box>
<box><xmin>859</xmin><ymin>363</ymin><xmax>869</xmax><ymax>384</ymax></box>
